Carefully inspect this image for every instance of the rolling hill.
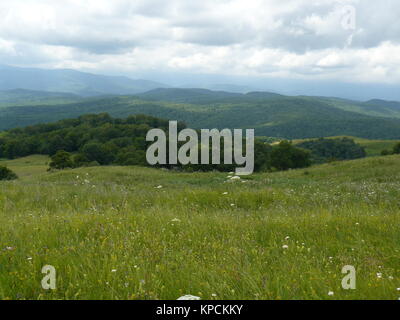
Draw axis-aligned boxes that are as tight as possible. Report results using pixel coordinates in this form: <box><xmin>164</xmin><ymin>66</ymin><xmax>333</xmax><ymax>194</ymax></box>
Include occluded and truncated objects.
<box><xmin>0</xmin><ymin>65</ymin><xmax>168</xmax><ymax>96</ymax></box>
<box><xmin>0</xmin><ymin>89</ymin><xmax>81</xmax><ymax>107</ymax></box>
<box><xmin>1</xmin><ymin>88</ymin><xmax>400</xmax><ymax>140</ymax></box>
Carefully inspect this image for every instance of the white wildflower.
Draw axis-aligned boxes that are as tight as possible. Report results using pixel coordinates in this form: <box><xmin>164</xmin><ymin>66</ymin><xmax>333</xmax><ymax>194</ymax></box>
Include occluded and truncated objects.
<box><xmin>328</xmin><ymin>291</ymin><xmax>334</xmax><ymax>296</ymax></box>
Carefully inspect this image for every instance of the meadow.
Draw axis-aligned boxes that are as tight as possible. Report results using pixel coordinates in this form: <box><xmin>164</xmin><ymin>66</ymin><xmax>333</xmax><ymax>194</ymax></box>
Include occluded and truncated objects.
<box><xmin>0</xmin><ymin>155</ymin><xmax>399</xmax><ymax>300</ymax></box>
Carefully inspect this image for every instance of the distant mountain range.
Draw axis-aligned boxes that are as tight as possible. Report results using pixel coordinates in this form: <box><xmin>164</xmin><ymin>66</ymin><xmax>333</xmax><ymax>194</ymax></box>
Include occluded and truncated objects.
<box><xmin>1</xmin><ymin>87</ymin><xmax>400</xmax><ymax>140</ymax></box>
<box><xmin>0</xmin><ymin>65</ymin><xmax>168</xmax><ymax>96</ymax></box>
<box><xmin>0</xmin><ymin>88</ymin><xmax>81</xmax><ymax>107</ymax></box>
<box><xmin>1</xmin><ymin>65</ymin><xmax>400</xmax><ymax>139</ymax></box>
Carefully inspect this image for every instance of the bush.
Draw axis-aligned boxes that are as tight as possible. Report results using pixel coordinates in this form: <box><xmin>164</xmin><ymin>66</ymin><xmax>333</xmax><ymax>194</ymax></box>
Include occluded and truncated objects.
<box><xmin>393</xmin><ymin>142</ymin><xmax>400</xmax><ymax>154</ymax></box>
<box><xmin>49</xmin><ymin>150</ymin><xmax>74</xmax><ymax>170</ymax></box>
<box><xmin>0</xmin><ymin>166</ymin><xmax>18</xmax><ymax>180</ymax></box>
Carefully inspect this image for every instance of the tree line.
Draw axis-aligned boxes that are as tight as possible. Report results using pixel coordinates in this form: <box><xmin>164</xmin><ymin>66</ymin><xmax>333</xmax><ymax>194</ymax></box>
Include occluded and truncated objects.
<box><xmin>0</xmin><ymin>113</ymin><xmax>312</xmax><ymax>175</ymax></box>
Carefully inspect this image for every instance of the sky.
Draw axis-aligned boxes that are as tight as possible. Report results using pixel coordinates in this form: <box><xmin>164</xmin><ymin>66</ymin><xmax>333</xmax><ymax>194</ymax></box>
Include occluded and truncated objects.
<box><xmin>0</xmin><ymin>0</ymin><xmax>399</xmax><ymax>98</ymax></box>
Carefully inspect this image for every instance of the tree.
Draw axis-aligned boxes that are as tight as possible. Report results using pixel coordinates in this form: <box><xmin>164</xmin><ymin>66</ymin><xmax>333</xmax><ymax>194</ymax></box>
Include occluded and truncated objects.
<box><xmin>49</xmin><ymin>150</ymin><xmax>74</xmax><ymax>170</ymax></box>
<box><xmin>297</xmin><ymin>138</ymin><xmax>366</xmax><ymax>163</ymax></box>
<box><xmin>271</xmin><ymin>141</ymin><xmax>311</xmax><ymax>170</ymax></box>
<box><xmin>0</xmin><ymin>166</ymin><xmax>18</xmax><ymax>180</ymax></box>
<box><xmin>81</xmin><ymin>142</ymin><xmax>115</xmax><ymax>165</ymax></box>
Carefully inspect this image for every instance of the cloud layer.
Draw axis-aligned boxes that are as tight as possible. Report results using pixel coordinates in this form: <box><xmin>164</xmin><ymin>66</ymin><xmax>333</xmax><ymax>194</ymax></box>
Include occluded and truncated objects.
<box><xmin>0</xmin><ymin>0</ymin><xmax>399</xmax><ymax>84</ymax></box>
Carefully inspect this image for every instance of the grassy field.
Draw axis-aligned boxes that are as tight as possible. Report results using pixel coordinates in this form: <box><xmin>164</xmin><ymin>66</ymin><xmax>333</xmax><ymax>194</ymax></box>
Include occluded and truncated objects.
<box><xmin>0</xmin><ymin>155</ymin><xmax>399</xmax><ymax>300</ymax></box>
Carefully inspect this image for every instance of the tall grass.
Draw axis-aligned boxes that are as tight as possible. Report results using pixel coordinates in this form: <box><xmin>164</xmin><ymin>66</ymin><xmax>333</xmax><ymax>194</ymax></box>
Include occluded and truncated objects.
<box><xmin>0</xmin><ymin>155</ymin><xmax>399</xmax><ymax>299</ymax></box>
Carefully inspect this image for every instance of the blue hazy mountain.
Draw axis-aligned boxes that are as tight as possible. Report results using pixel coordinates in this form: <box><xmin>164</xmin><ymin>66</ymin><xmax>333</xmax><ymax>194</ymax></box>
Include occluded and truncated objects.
<box><xmin>0</xmin><ymin>65</ymin><xmax>168</xmax><ymax>96</ymax></box>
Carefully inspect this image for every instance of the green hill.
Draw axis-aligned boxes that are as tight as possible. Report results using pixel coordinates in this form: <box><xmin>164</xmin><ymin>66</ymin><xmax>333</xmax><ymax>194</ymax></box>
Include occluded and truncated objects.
<box><xmin>1</xmin><ymin>88</ymin><xmax>400</xmax><ymax>140</ymax></box>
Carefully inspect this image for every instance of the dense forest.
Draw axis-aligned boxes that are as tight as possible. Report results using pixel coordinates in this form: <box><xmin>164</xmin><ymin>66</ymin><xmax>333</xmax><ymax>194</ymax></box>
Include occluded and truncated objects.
<box><xmin>0</xmin><ymin>113</ymin><xmax>311</xmax><ymax>173</ymax></box>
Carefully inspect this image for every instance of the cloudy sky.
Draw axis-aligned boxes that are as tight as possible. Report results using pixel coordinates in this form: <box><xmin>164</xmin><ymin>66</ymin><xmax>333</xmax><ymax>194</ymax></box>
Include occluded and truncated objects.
<box><xmin>0</xmin><ymin>0</ymin><xmax>399</xmax><ymax>90</ymax></box>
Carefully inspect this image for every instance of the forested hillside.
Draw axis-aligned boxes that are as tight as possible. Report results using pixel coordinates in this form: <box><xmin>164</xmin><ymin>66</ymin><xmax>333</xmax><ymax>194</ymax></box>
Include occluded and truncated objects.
<box><xmin>1</xmin><ymin>92</ymin><xmax>400</xmax><ymax>139</ymax></box>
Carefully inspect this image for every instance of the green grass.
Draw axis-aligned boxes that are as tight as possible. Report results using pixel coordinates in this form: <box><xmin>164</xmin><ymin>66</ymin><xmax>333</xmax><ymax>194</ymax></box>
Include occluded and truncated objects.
<box><xmin>0</xmin><ymin>155</ymin><xmax>399</xmax><ymax>300</ymax></box>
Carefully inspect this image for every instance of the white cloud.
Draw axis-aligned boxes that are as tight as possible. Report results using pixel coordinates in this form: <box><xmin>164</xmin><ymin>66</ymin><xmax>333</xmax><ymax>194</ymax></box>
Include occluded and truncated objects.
<box><xmin>0</xmin><ymin>0</ymin><xmax>399</xmax><ymax>84</ymax></box>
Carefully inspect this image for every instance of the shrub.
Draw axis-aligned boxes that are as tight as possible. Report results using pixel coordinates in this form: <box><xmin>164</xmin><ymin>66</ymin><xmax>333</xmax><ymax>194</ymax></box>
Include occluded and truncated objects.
<box><xmin>393</xmin><ymin>142</ymin><xmax>400</xmax><ymax>154</ymax></box>
<box><xmin>0</xmin><ymin>166</ymin><xmax>18</xmax><ymax>180</ymax></box>
<box><xmin>49</xmin><ymin>150</ymin><xmax>74</xmax><ymax>170</ymax></box>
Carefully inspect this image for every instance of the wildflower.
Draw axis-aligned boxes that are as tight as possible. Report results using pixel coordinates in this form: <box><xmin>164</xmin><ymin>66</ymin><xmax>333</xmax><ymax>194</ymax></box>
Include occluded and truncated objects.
<box><xmin>230</xmin><ymin>176</ymin><xmax>241</xmax><ymax>181</ymax></box>
<box><xmin>27</xmin><ymin>257</ymin><xmax>32</xmax><ymax>261</ymax></box>
<box><xmin>222</xmin><ymin>192</ymin><xmax>228</xmax><ymax>195</ymax></box>
<box><xmin>177</xmin><ymin>295</ymin><xmax>201</xmax><ymax>300</ymax></box>
<box><xmin>111</xmin><ymin>269</ymin><xmax>117</xmax><ymax>272</ymax></box>
<box><xmin>376</xmin><ymin>273</ymin><xmax>382</xmax><ymax>279</ymax></box>
<box><xmin>285</xmin><ymin>236</ymin><xmax>290</xmax><ymax>240</ymax></box>
<box><xmin>282</xmin><ymin>245</ymin><xmax>289</xmax><ymax>249</ymax></box>
<box><xmin>230</xmin><ymin>203</ymin><xmax>235</xmax><ymax>207</ymax></box>
<box><xmin>211</xmin><ymin>293</ymin><xmax>217</xmax><ymax>297</ymax></box>
<box><xmin>328</xmin><ymin>291</ymin><xmax>334</xmax><ymax>296</ymax></box>
<box><xmin>171</xmin><ymin>218</ymin><xmax>181</xmax><ymax>222</ymax></box>
<box><xmin>155</xmin><ymin>185</ymin><xmax>163</xmax><ymax>189</ymax></box>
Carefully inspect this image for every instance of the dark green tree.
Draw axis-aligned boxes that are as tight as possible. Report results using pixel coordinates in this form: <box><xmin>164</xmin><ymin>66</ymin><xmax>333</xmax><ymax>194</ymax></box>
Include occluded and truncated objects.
<box><xmin>271</xmin><ymin>141</ymin><xmax>311</xmax><ymax>170</ymax></box>
<box><xmin>49</xmin><ymin>150</ymin><xmax>74</xmax><ymax>170</ymax></box>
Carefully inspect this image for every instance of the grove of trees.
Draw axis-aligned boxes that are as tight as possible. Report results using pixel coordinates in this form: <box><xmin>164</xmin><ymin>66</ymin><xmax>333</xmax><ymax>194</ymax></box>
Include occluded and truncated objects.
<box><xmin>296</xmin><ymin>137</ymin><xmax>366</xmax><ymax>163</ymax></box>
<box><xmin>0</xmin><ymin>113</ymin><xmax>312</xmax><ymax>173</ymax></box>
